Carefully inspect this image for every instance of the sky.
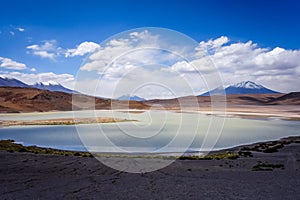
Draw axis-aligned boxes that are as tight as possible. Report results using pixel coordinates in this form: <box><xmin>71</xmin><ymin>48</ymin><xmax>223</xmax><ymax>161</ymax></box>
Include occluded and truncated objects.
<box><xmin>0</xmin><ymin>0</ymin><xmax>299</xmax><ymax>98</ymax></box>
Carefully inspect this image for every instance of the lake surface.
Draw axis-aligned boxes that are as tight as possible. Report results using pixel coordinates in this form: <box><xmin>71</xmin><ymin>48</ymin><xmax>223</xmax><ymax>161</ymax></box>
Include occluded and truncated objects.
<box><xmin>0</xmin><ymin>110</ymin><xmax>299</xmax><ymax>153</ymax></box>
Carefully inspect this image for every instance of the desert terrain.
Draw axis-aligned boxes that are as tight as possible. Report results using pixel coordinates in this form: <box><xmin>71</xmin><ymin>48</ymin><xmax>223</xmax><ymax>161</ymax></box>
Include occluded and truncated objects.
<box><xmin>0</xmin><ymin>87</ymin><xmax>150</xmax><ymax>113</ymax></box>
<box><xmin>1</xmin><ymin>87</ymin><xmax>300</xmax><ymax>120</ymax></box>
<box><xmin>0</xmin><ymin>136</ymin><xmax>300</xmax><ymax>199</ymax></box>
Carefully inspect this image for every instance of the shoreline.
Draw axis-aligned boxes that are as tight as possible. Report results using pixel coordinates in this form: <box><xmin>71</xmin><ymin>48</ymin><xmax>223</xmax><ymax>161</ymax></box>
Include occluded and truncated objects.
<box><xmin>1</xmin><ymin>135</ymin><xmax>299</xmax><ymax>159</ymax></box>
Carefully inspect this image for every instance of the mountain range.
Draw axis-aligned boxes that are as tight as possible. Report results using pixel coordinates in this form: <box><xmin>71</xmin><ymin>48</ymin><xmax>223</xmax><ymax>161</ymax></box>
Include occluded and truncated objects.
<box><xmin>0</xmin><ymin>76</ymin><xmax>299</xmax><ymax>113</ymax></box>
<box><xmin>0</xmin><ymin>76</ymin><xmax>285</xmax><ymax>98</ymax></box>
<box><xmin>32</xmin><ymin>81</ymin><xmax>76</xmax><ymax>94</ymax></box>
<box><xmin>0</xmin><ymin>76</ymin><xmax>76</xmax><ymax>94</ymax></box>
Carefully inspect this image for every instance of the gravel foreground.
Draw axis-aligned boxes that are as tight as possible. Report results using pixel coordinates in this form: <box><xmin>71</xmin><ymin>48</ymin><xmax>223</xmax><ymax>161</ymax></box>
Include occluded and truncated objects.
<box><xmin>1</xmin><ymin>138</ymin><xmax>300</xmax><ymax>200</ymax></box>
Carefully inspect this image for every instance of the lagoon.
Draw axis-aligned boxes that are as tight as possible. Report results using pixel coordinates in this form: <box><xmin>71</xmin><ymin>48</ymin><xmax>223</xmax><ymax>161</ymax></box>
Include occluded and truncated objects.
<box><xmin>0</xmin><ymin>110</ymin><xmax>299</xmax><ymax>153</ymax></box>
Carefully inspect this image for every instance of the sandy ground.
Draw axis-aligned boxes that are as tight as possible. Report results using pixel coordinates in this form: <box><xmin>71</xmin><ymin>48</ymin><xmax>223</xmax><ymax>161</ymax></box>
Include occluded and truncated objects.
<box><xmin>150</xmin><ymin>105</ymin><xmax>300</xmax><ymax>120</ymax></box>
<box><xmin>0</xmin><ymin>117</ymin><xmax>133</xmax><ymax>127</ymax></box>
<box><xmin>1</xmin><ymin>138</ymin><xmax>300</xmax><ymax>199</ymax></box>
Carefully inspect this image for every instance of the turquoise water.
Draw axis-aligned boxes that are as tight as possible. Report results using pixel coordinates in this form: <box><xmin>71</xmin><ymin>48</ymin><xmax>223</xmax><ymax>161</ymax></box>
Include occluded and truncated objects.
<box><xmin>0</xmin><ymin>110</ymin><xmax>299</xmax><ymax>153</ymax></box>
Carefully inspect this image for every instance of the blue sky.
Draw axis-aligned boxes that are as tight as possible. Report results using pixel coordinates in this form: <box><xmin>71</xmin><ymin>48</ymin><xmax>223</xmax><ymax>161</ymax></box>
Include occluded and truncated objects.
<box><xmin>0</xmin><ymin>0</ymin><xmax>300</xmax><ymax>96</ymax></box>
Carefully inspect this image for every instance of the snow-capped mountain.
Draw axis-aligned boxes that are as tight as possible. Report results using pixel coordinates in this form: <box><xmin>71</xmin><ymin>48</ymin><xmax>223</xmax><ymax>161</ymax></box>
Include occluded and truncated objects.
<box><xmin>117</xmin><ymin>95</ymin><xmax>145</xmax><ymax>101</ymax></box>
<box><xmin>231</xmin><ymin>81</ymin><xmax>263</xmax><ymax>89</ymax></box>
<box><xmin>0</xmin><ymin>76</ymin><xmax>29</xmax><ymax>87</ymax></box>
<box><xmin>201</xmin><ymin>81</ymin><xmax>280</xmax><ymax>96</ymax></box>
<box><xmin>0</xmin><ymin>75</ymin><xmax>77</xmax><ymax>94</ymax></box>
<box><xmin>31</xmin><ymin>81</ymin><xmax>76</xmax><ymax>94</ymax></box>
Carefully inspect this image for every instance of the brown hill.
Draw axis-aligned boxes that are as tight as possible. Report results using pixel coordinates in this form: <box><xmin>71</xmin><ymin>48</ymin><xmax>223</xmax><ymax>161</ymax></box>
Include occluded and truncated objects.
<box><xmin>144</xmin><ymin>93</ymin><xmax>300</xmax><ymax>109</ymax></box>
<box><xmin>0</xmin><ymin>87</ymin><xmax>149</xmax><ymax>113</ymax></box>
<box><xmin>268</xmin><ymin>92</ymin><xmax>300</xmax><ymax>105</ymax></box>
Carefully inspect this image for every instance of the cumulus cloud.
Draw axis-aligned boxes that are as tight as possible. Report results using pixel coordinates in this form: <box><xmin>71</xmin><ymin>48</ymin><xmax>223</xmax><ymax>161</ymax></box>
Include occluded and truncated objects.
<box><xmin>65</xmin><ymin>41</ymin><xmax>100</xmax><ymax>57</ymax></box>
<box><xmin>80</xmin><ymin>30</ymin><xmax>167</xmax><ymax>76</ymax></box>
<box><xmin>75</xmin><ymin>32</ymin><xmax>300</xmax><ymax>97</ymax></box>
<box><xmin>212</xmin><ymin>41</ymin><xmax>300</xmax><ymax>85</ymax></box>
<box><xmin>0</xmin><ymin>57</ymin><xmax>27</xmax><ymax>70</ymax></box>
<box><xmin>26</xmin><ymin>40</ymin><xmax>59</xmax><ymax>60</ymax></box>
<box><xmin>26</xmin><ymin>40</ymin><xmax>102</xmax><ymax>60</ymax></box>
<box><xmin>197</xmin><ymin>36</ymin><xmax>229</xmax><ymax>52</ymax></box>
<box><xmin>170</xmin><ymin>36</ymin><xmax>300</xmax><ymax>92</ymax></box>
<box><xmin>76</xmin><ymin>30</ymin><xmax>213</xmax><ymax>98</ymax></box>
<box><xmin>165</xmin><ymin>57</ymin><xmax>216</xmax><ymax>75</ymax></box>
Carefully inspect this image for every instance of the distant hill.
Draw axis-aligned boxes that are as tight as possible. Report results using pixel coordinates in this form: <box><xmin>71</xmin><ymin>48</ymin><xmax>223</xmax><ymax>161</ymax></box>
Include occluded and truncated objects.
<box><xmin>144</xmin><ymin>93</ymin><xmax>300</xmax><ymax>110</ymax></box>
<box><xmin>117</xmin><ymin>95</ymin><xmax>145</xmax><ymax>101</ymax></box>
<box><xmin>201</xmin><ymin>81</ymin><xmax>280</xmax><ymax>96</ymax></box>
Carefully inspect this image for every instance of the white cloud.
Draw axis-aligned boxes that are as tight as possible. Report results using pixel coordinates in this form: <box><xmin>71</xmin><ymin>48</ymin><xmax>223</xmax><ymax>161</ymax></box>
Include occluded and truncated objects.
<box><xmin>65</xmin><ymin>41</ymin><xmax>100</xmax><ymax>57</ymax></box>
<box><xmin>26</xmin><ymin>40</ymin><xmax>59</xmax><ymax>60</ymax></box>
<box><xmin>214</xmin><ymin>42</ymin><xmax>298</xmax><ymax>69</ymax></box>
<box><xmin>9</xmin><ymin>31</ymin><xmax>15</xmax><ymax>36</ymax></box>
<box><xmin>80</xmin><ymin>30</ymin><xmax>166</xmax><ymax>76</ymax></box>
<box><xmin>75</xmin><ymin>30</ymin><xmax>213</xmax><ymax>98</ymax></box>
<box><xmin>204</xmin><ymin>37</ymin><xmax>300</xmax><ymax>92</ymax></box>
<box><xmin>32</xmin><ymin>51</ymin><xmax>56</xmax><ymax>60</ymax></box>
<box><xmin>76</xmin><ymin>32</ymin><xmax>300</xmax><ymax>97</ymax></box>
<box><xmin>165</xmin><ymin>36</ymin><xmax>300</xmax><ymax>93</ymax></box>
<box><xmin>167</xmin><ymin>61</ymin><xmax>194</xmax><ymax>73</ymax></box>
<box><xmin>0</xmin><ymin>57</ymin><xmax>27</xmax><ymax>70</ymax></box>
<box><xmin>197</xmin><ymin>36</ymin><xmax>229</xmax><ymax>53</ymax></box>
<box><xmin>27</xmin><ymin>40</ymin><xmax>102</xmax><ymax>59</ymax></box>
<box><xmin>16</xmin><ymin>27</ymin><xmax>25</xmax><ymax>32</ymax></box>
<box><xmin>166</xmin><ymin>57</ymin><xmax>216</xmax><ymax>75</ymax></box>
<box><xmin>30</xmin><ymin>68</ymin><xmax>36</xmax><ymax>72</ymax></box>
